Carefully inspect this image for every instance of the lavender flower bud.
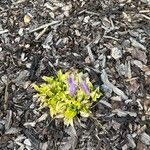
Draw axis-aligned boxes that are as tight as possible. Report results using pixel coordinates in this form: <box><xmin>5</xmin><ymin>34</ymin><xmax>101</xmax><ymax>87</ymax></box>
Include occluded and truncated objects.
<box><xmin>81</xmin><ymin>81</ymin><xmax>90</xmax><ymax>95</ymax></box>
<box><xmin>68</xmin><ymin>76</ymin><xmax>76</xmax><ymax>96</ymax></box>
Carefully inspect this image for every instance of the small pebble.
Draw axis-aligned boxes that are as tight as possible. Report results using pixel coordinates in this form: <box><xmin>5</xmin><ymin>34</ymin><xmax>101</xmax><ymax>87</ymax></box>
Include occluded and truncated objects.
<box><xmin>111</xmin><ymin>47</ymin><xmax>122</xmax><ymax>60</ymax></box>
<box><xmin>84</xmin><ymin>16</ymin><xmax>90</xmax><ymax>23</ymax></box>
<box><xmin>24</xmin><ymin>139</ymin><xmax>32</xmax><ymax>147</ymax></box>
<box><xmin>25</xmin><ymin>44</ymin><xmax>30</xmax><ymax>49</ymax></box>
<box><xmin>18</xmin><ymin>28</ymin><xmax>24</xmax><ymax>36</ymax></box>
<box><xmin>26</xmin><ymin>63</ymin><xmax>31</xmax><ymax>69</ymax></box>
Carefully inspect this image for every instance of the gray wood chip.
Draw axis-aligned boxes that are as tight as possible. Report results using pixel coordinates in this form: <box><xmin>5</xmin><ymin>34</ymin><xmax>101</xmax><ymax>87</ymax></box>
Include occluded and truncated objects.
<box><xmin>141</xmin><ymin>132</ymin><xmax>150</xmax><ymax>145</ymax></box>
<box><xmin>5</xmin><ymin>127</ymin><xmax>21</xmax><ymax>135</ymax></box>
<box><xmin>86</xmin><ymin>44</ymin><xmax>95</xmax><ymax>62</ymax></box>
<box><xmin>36</xmin><ymin>113</ymin><xmax>48</xmax><ymax>123</ymax></box>
<box><xmin>100</xmin><ymin>100</ymin><xmax>112</xmax><ymax>108</ymax></box>
<box><xmin>130</xmin><ymin>37</ymin><xmax>146</xmax><ymax>51</ymax></box>
<box><xmin>127</xmin><ymin>134</ymin><xmax>136</xmax><ymax>148</ymax></box>
<box><xmin>101</xmin><ymin>69</ymin><xmax>128</xmax><ymax>100</ymax></box>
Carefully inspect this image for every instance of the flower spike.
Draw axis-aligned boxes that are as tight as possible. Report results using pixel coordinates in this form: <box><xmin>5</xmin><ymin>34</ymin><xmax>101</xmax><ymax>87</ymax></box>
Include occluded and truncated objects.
<box><xmin>68</xmin><ymin>76</ymin><xmax>77</xmax><ymax>96</ymax></box>
<box><xmin>81</xmin><ymin>81</ymin><xmax>90</xmax><ymax>95</ymax></box>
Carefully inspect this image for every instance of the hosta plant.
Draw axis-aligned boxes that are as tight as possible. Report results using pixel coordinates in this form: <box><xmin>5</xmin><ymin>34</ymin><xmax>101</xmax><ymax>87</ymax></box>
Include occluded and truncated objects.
<box><xmin>33</xmin><ymin>70</ymin><xmax>102</xmax><ymax>126</ymax></box>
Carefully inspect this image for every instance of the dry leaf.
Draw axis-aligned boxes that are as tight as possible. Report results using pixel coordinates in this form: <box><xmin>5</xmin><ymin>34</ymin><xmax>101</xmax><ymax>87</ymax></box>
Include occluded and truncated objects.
<box><xmin>128</xmin><ymin>80</ymin><xmax>140</xmax><ymax>94</ymax></box>
<box><xmin>24</xmin><ymin>15</ymin><xmax>31</xmax><ymax>25</ymax></box>
<box><xmin>131</xmin><ymin>49</ymin><xmax>147</xmax><ymax>64</ymax></box>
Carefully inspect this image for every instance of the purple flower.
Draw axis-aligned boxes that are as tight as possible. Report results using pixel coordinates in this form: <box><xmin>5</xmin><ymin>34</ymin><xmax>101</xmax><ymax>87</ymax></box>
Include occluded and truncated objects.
<box><xmin>81</xmin><ymin>81</ymin><xmax>90</xmax><ymax>95</ymax></box>
<box><xmin>68</xmin><ymin>76</ymin><xmax>76</xmax><ymax>96</ymax></box>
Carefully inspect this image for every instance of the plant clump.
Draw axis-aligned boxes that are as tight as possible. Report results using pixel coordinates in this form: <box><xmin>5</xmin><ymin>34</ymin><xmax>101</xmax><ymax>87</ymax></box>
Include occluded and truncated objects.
<box><xmin>33</xmin><ymin>70</ymin><xmax>102</xmax><ymax>126</ymax></box>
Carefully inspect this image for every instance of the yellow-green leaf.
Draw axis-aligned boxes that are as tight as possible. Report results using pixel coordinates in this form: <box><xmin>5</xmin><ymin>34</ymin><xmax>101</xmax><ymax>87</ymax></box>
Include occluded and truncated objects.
<box><xmin>80</xmin><ymin>111</ymin><xmax>90</xmax><ymax>117</ymax></box>
<box><xmin>32</xmin><ymin>84</ymin><xmax>40</xmax><ymax>91</ymax></box>
<box><xmin>64</xmin><ymin>108</ymin><xmax>77</xmax><ymax>126</ymax></box>
<box><xmin>42</xmin><ymin>76</ymin><xmax>53</xmax><ymax>83</ymax></box>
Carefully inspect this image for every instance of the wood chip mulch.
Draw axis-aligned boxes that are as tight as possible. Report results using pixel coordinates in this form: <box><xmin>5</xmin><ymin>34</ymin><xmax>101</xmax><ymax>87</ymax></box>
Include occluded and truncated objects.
<box><xmin>0</xmin><ymin>0</ymin><xmax>150</xmax><ymax>150</ymax></box>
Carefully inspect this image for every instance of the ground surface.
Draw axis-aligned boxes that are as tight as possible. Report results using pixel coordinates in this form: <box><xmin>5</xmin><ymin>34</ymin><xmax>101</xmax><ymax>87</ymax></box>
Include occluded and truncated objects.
<box><xmin>0</xmin><ymin>0</ymin><xmax>150</xmax><ymax>150</ymax></box>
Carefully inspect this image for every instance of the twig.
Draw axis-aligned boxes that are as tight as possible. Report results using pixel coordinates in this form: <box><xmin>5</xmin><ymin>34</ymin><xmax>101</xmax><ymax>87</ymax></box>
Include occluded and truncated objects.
<box><xmin>12</xmin><ymin>0</ymin><xmax>26</xmax><ymax>5</ymax></box>
<box><xmin>29</xmin><ymin>21</ymin><xmax>61</xmax><ymax>33</ymax></box>
<box><xmin>139</xmin><ymin>10</ymin><xmax>150</xmax><ymax>13</ymax></box>
<box><xmin>85</xmin><ymin>10</ymin><xmax>101</xmax><ymax>16</ymax></box>
<box><xmin>141</xmin><ymin>14</ymin><xmax>150</xmax><ymax>20</ymax></box>
<box><xmin>125</xmin><ymin>77</ymin><xmax>139</xmax><ymax>82</ymax></box>
<box><xmin>103</xmin><ymin>35</ymin><xmax>119</xmax><ymax>41</ymax></box>
<box><xmin>4</xmin><ymin>82</ymin><xmax>9</xmax><ymax>110</ymax></box>
<box><xmin>35</xmin><ymin>26</ymin><xmax>48</xmax><ymax>40</ymax></box>
<box><xmin>0</xmin><ymin>29</ymin><xmax>9</xmax><ymax>34</ymax></box>
<box><xmin>78</xmin><ymin>9</ymin><xmax>101</xmax><ymax>16</ymax></box>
